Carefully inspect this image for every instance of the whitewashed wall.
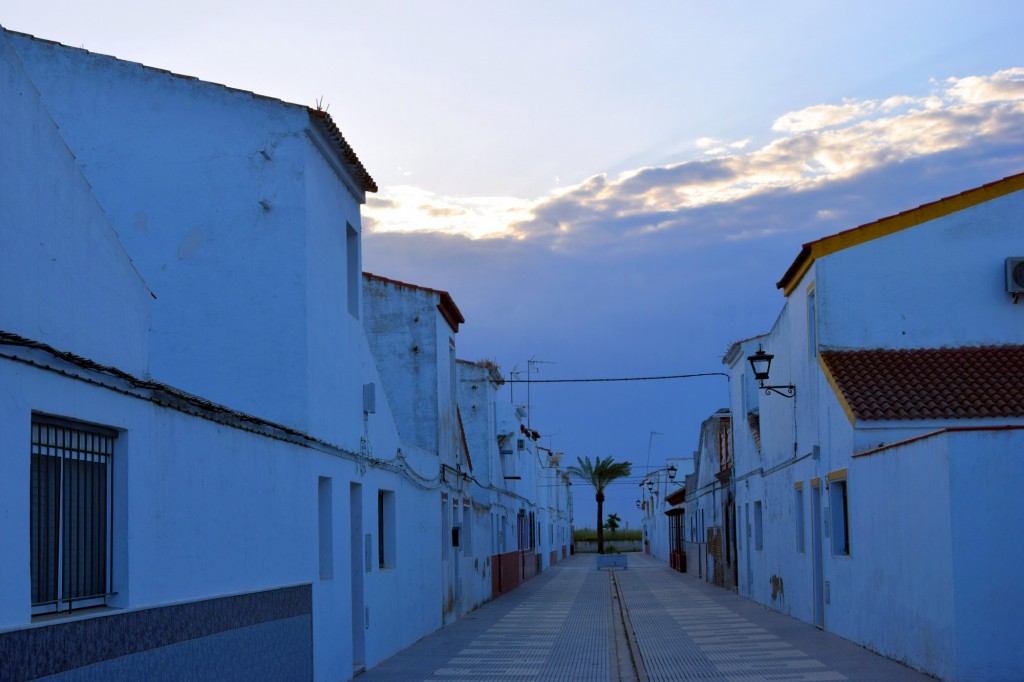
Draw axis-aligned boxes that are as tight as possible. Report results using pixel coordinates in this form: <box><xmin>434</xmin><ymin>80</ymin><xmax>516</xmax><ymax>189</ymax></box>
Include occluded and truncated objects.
<box><xmin>0</xmin><ymin>30</ymin><xmax>151</xmax><ymax>375</ymax></box>
<box><xmin>2</xmin><ymin>28</ymin><xmax>457</xmax><ymax>681</ymax></box>
<box><xmin>817</xmin><ymin>192</ymin><xmax>1024</xmax><ymax>351</ymax></box>
<box><xmin>7</xmin><ymin>31</ymin><xmax>367</xmax><ymax>443</ymax></box>
<box><xmin>730</xmin><ymin>187</ymin><xmax>1024</xmax><ymax>680</ymax></box>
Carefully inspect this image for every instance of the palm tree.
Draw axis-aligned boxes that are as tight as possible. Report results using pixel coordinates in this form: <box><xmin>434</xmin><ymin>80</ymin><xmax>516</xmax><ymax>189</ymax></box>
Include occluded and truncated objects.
<box><xmin>605</xmin><ymin>513</ymin><xmax>621</xmax><ymax>533</ymax></box>
<box><xmin>567</xmin><ymin>456</ymin><xmax>632</xmax><ymax>554</ymax></box>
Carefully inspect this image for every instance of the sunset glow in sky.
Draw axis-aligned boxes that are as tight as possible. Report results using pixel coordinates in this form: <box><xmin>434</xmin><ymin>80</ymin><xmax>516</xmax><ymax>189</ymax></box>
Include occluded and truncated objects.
<box><xmin>7</xmin><ymin>2</ymin><xmax>1024</xmax><ymax>525</ymax></box>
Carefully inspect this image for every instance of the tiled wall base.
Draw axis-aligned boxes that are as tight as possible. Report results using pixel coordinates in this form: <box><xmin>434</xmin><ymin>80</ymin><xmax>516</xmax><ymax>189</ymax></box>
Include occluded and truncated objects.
<box><xmin>1</xmin><ymin>585</ymin><xmax>312</xmax><ymax>682</ymax></box>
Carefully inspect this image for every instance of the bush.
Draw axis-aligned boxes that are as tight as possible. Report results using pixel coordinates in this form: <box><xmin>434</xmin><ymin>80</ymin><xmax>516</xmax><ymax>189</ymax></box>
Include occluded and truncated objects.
<box><xmin>573</xmin><ymin>527</ymin><xmax>641</xmax><ymax>542</ymax></box>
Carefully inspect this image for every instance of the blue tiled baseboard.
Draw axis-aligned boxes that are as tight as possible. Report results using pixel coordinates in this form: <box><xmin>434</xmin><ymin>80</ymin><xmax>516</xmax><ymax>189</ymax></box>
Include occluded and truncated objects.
<box><xmin>0</xmin><ymin>585</ymin><xmax>312</xmax><ymax>682</ymax></box>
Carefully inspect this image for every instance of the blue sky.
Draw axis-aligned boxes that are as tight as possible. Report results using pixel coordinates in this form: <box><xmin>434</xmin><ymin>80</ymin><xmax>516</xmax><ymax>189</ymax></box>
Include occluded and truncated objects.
<box><xmin>7</xmin><ymin>2</ymin><xmax>1024</xmax><ymax>526</ymax></box>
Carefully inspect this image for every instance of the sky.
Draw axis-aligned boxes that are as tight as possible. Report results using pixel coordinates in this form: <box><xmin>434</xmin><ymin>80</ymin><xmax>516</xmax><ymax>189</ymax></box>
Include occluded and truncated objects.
<box><xmin>6</xmin><ymin>2</ymin><xmax>1024</xmax><ymax>528</ymax></box>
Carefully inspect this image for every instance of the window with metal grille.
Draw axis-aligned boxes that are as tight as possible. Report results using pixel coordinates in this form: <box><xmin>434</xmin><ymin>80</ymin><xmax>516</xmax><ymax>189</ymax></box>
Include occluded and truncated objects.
<box><xmin>30</xmin><ymin>416</ymin><xmax>115</xmax><ymax>614</ymax></box>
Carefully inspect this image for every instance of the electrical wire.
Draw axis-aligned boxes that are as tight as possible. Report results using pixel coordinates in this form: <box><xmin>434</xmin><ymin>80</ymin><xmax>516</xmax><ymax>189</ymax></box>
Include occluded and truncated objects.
<box><xmin>502</xmin><ymin>372</ymin><xmax>729</xmax><ymax>384</ymax></box>
<box><xmin>1</xmin><ymin>329</ymin><xmax>579</xmax><ymax>508</ymax></box>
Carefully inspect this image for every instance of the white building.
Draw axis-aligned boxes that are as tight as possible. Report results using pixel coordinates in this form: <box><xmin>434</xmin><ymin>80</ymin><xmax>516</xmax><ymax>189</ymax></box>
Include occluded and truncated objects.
<box><xmin>679</xmin><ymin>410</ymin><xmax>738</xmax><ymax>589</ymax></box>
<box><xmin>0</xmin><ymin>26</ymin><xmax>567</xmax><ymax>681</ymax></box>
<box><xmin>726</xmin><ymin>173</ymin><xmax>1024</xmax><ymax>681</ymax></box>
<box><xmin>456</xmin><ymin>361</ymin><xmax>572</xmax><ymax>600</ymax></box>
<box><xmin>641</xmin><ymin>456</ymin><xmax>693</xmax><ymax>562</ymax></box>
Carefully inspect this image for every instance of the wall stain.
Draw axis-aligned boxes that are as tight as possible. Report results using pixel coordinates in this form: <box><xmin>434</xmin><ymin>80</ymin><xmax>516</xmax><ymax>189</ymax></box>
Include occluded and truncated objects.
<box><xmin>770</xmin><ymin>575</ymin><xmax>785</xmax><ymax>604</ymax></box>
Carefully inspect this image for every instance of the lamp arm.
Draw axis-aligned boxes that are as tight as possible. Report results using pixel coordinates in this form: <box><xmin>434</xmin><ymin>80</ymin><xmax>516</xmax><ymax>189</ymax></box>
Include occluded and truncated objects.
<box><xmin>762</xmin><ymin>384</ymin><xmax>796</xmax><ymax>398</ymax></box>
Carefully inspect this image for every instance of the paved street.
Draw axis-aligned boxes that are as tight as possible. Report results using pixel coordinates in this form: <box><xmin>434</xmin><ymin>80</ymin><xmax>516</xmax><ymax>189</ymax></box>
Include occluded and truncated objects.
<box><xmin>359</xmin><ymin>553</ymin><xmax>932</xmax><ymax>681</ymax></box>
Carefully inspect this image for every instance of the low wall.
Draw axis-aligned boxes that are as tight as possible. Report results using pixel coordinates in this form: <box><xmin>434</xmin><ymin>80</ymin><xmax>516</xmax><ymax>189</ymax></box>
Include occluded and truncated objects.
<box><xmin>573</xmin><ymin>540</ymin><xmax>642</xmax><ymax>553</ymax></box>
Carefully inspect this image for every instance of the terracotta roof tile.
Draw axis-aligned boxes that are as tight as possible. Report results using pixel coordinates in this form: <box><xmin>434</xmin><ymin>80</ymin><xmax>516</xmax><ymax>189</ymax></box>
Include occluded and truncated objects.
<box><xmin>821</xmin><ymin>346</ymin><xmax>1024</xmax><ymax>421</ymax></box>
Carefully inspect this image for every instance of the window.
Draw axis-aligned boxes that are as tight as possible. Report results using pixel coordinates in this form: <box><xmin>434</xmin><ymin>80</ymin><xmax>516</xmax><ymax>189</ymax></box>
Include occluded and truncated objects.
<box><xmin>795</xmin><ymin>485</ymin><xmax>805</xmax><ymax>553</ymax></box>
<box><xmin>829</xmin><ymin>475</ymin><xmax>850</xmax><ymax>556</ymax></box>
<box><xmin>462</xmin><ymin>500</ymin><xmax>472</xmax><ymax>553</ymax></box>
<box><xmin>377</xmin><ymin>490</ymin><xmax>396</xmax><ymax>568</ymax></box>
<box><xmin>754</xmin><ymin>501</ymin><xmax>764</xmax><ymax>550</ymax></box>
<box><xmin>807</xmin><ymin>287</ymin><xmax>817</xmax><ymax>358</ymax></box>
<box><xmin>442</xmin><ymin>495</ymin><xmax>451</xmax><ymax>560</ymax></box>
<box><xmin>318</xmin><ymin>477</ymin><xmax>333</xmax><ymax>580</ymax></box>
<box><xmin>31</xmin><ymin>416</ymin><xmax>116</xmax><ymax>614</ymax></box>
<box><xmin>346</xmin><ymin>223</ymin><xmax>359</xmax><ymax>318</ymax></box>
<box><xmin>449</xmin><ymin>338</ymin><xmax>456</xmax><ymax>407</ymax></box>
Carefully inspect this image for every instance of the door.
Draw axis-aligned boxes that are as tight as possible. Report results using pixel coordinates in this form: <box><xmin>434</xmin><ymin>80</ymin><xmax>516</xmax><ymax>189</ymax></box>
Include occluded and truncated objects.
<box><xmin>453</xmin><ymin>501</ymin><xmax>461</xmax><ymax>610</ymax></box>
<box><xmin>744</xmin><ymin>503</ymin><xmax>752</xmax><ymax>596</ymax></box>
<box><xmin>349</xmin><ymin>483</ymin><xmax>365</xmax><ymax>673</ymax></box>
<box><xmin>811</xmin><ymin>483</ymin><xmax>825</xmax><ymax>629</ymax></box>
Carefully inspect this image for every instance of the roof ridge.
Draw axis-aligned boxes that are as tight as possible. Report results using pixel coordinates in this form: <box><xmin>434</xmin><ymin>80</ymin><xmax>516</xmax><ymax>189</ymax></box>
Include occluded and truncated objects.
<box><xmin>778</xmin><ymin>171</ymin><xmax>1024</xmax><ymax>295</ymax></box>
<box><xmin>363</xmin><ymin>271</ymin><xmax>465</xmax><ymax>330</ymax></box>
<box><xmin>4</xmin><ymin>27</ymin><xmax>376</xmax><ymax>193</ymax></box>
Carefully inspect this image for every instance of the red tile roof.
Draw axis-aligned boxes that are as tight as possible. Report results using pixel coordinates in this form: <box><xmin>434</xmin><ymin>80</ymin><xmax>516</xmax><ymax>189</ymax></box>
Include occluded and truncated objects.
<box><xmin>308</xmin><ymin>109</ymin><xmax>377</xmax><ymax>193</ymax></box>
<box><xmin>665</xmin><ymin>487</ymin><xmax>686</xmax><ymax>506</ymax></box>
<box><xmin>820</xmin><ymin>346</ymin><xmax>1024</xmax><ymax>421</ymax></box>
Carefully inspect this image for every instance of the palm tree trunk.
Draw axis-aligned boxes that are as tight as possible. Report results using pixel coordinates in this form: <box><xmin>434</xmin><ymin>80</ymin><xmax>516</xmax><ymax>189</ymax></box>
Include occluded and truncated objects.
<box><xmin>596</xmin><ymin>491</ymin><xmax>605</xmax><ymax>554</ymax></box>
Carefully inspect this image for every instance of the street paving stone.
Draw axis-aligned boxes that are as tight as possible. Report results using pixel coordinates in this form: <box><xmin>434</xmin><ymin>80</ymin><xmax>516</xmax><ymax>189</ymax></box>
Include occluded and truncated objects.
<box><xmin>357</xmin><ymin>553</ymin><xmax>933</xmax><ymax>681</ymax></box>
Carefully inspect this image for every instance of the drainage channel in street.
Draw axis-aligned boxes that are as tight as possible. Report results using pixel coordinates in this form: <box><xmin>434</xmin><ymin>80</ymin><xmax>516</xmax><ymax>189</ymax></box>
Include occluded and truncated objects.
<box><xmin>609</xmin><ymin>568</ymin><xmax>648</xmax><ymax>682</ymax></box>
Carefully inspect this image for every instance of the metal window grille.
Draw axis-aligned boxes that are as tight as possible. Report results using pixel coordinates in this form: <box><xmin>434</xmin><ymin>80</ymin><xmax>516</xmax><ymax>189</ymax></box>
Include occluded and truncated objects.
<box><xmin>30</xmin><ymin>416</ymin><xmax>115</xmax><ymax>613</ymax></box>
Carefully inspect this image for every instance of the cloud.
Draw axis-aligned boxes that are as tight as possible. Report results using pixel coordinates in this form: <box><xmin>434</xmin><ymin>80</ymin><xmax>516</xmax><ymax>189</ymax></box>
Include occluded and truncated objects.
<box><xmin>364</xmin><ymin>68</ymin><xmax>1024</xmax><ymax>252</ymax></box>
<box><xmin>700</xmin><ymin>138</ymin><xmax>752</xmax><ymax>156</ymax></box>
<box><xmin>945</xmin><ymin>67</ymin><xmax>1024</xmax><ymax>105</ymax></box>
<box><xmin>772</xmin><ymin>101</ymin><xmax>870</xmax><ymax>133</ymax></box>
<box><xmin>365</xmin><ymin>197</ymin><xmax>397</xmax><ymax>209</ymax></box>
<box><xmin>364</xmin><ymin>185</ymin><xmax>533</xmax><ymax>239</ymax></box>
<box><xmin>420</xmin><ymin>205</ymin><xmax>465</xmax><ymax>218</ymax></box>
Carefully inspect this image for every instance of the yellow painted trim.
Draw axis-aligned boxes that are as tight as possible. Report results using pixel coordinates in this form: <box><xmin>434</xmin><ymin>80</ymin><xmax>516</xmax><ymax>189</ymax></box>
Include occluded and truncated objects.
<box><xmin>819</xmin><ymin>354</ymin><xmax>856</xmax><ymax>426</ymax></box>
<box><xmin>779</xmin><ymin>173</ymin><xmax>1024</xmax><ymax>296</ymax></box>
<box><xmin>811</xmin><ymin>477</ymin><xmax>821</xmax><ymax>488</ymax></box>
<box><xmin>794</xmin><ymin>481</ymin><xmax>803</xmax><ymax>490</ymax></box>
<box><xmin>827</xmin><ymin>469</ymin><xmax>848</xmax><ymax>482</ymax></box>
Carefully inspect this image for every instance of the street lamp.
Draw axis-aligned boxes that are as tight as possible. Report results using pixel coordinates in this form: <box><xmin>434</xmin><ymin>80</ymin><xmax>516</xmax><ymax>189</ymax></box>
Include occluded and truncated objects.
<box><xmin>646</xmin><ymin>480</ymin><xmax>654</xmax><ymax>493</ymax></box>
<box><xmin>668</xmin><ymin>464</ymin><xmax>678</xmax><ymax>480</ymax></box>
<box><xmin>747</xmin><ymin>347</ymin><xmax>796</xmax><ymax>398</ymax></box>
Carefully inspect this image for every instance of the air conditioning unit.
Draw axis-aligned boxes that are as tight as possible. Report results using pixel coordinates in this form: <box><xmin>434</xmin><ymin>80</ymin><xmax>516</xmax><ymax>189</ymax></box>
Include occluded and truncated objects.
<box><xmin>1007</xmin><ymin>257</ymin><xmax>1024</xmax><ymax>294</ymax></box>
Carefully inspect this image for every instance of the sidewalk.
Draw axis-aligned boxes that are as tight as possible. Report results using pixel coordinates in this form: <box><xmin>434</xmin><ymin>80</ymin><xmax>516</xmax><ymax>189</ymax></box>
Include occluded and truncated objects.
<box><xmin>358</xmin><ymin>553</ymin><xmax>933</xmax><ymax>681</ymax></box>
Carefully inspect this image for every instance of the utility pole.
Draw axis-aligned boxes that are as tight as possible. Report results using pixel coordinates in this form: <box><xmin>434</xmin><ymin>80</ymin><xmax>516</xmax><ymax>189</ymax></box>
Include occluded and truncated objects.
<box><xmin>645</xmin><ymin>431</ymin><xmax>663</xmax><ymax>473</ymax></box>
